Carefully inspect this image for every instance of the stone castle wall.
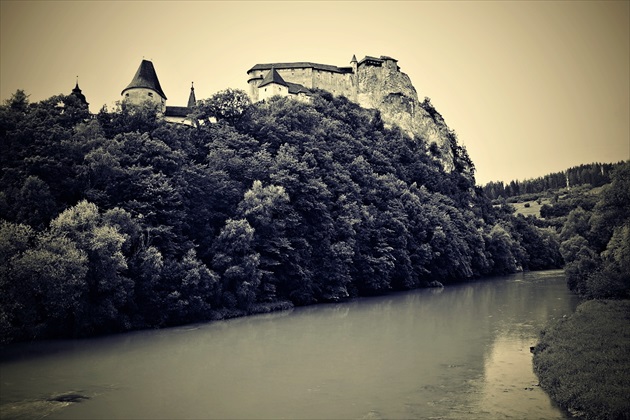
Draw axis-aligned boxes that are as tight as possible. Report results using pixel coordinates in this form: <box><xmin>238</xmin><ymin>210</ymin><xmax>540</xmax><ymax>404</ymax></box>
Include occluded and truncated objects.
<box><xmin>123</xmin><ymin>88</ymin><xmax>166</xmax><ymax>112</ymax></box>
<box><xmin>258</xmin><ymin>82</ymin><xmax>289</xmax><ymax>102</ymax></box>
<box><xmin>248</xmin><ymin>67</ymin><xmax>356</xmax><ymax>102</ymax></box>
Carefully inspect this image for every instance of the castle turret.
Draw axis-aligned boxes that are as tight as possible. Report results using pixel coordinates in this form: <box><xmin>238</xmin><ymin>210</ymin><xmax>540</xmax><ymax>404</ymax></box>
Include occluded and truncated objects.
<box><xmin>187</xmin><ymin>82</ymin><xmax>196</xmax><ymax>108</ymax></box>
<box><xmin>70</xmin><ymin>77</ymin><xmax>89</xmax><ymax>107</ymax></box>
<box><xmin>122</xmin><ymin>59</ymin><xmax>167</xmax><ymax>111</ymax></box>
<box><xmin>258</xmin><ymin>67</ymin><xmax>289</xmax><ymax>101</ymax></box>
<box><xmin>351</xmin><ymin>54</ymin><xmax>358</xmax><ymax>73</ymax></box>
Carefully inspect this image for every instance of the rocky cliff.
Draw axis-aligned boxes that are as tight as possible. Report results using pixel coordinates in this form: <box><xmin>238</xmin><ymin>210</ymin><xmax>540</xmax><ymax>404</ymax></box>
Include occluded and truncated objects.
<box><xmin>356</xmin><ymin>63</ymin><xmax>458</xmax><ymax>172</ymax></box>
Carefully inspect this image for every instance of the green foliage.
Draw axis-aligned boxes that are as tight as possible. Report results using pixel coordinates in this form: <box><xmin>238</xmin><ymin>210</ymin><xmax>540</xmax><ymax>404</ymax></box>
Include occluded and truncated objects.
<box><xmin>533</xmin><ymin>300</ymin><xmax>630</xmax><ymax>419</ymax></box>
<box><xmin>192</xmin><ymin>88</ymin><xmax>251</xmax><ymax>126</ymax></box>
<box><xmin>550</xmin><ymin>161</ymin><xmax>630</xmax><ymax>298</ymax></box>
<box><xmin>0</xmin><ymin>89</ymin><xmax>564</xmax><ymax>342</ymax></box>
<box><xmin>483</xmin><ymin>162</ymin><xmax>624</xmax><ymax>200</ymax></box>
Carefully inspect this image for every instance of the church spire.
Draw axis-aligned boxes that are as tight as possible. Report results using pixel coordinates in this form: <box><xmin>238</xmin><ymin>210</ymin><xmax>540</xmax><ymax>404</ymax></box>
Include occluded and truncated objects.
<box><xmin>187</xmin><ymin>82</ymin><xmax>196</xmax><ymax>108</ymax></box>
<box><xmin>70</xmin><ymin>76</ymin><xmax>89</xmax><ymax>107</ymax></box>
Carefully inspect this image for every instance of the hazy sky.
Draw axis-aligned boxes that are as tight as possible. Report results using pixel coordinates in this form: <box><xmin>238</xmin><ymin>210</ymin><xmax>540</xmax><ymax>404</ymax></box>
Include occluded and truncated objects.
<box><xmin>1</xmin><ymin>1</ymin><xmax>628</xmax><ymax>184</ymax></box>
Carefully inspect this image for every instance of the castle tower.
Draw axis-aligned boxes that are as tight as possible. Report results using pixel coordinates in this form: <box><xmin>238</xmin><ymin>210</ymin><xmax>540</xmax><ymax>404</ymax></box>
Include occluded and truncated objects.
<box><xmin>121</xmin><ymin>59</ymin><xmax>167</xmax><ymax>112</ymax></box>
<box><xmin>350</xmin><ymin>54</ymin><xmax>359</xmax><ymax>100</ymax></box>
<box><xmin>70</xmin><ymin>77</ymin><xmax>89</xmax><ymax>107</ymax></box>
<box><xmin>187</xmin><ymin>82</ymin><xmax>196</xmax><ymax>108</ymax></box>
<box><xmin>257</xmin><ymin>67</ymin><xmax>289</xmax><ymax>102</ymax></box>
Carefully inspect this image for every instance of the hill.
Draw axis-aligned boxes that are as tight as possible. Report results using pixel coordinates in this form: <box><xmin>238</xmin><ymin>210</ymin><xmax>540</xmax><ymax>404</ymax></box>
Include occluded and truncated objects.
<box><xmin>0</xmin><ymin>89</ymin><xmax>562</xmax><ymax>342</ymax></box>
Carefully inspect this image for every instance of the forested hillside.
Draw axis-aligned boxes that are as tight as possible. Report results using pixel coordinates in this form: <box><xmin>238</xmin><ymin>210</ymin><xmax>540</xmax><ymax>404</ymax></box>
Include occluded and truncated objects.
<box><xmin>0</xmin><ymin>89</ymin><xmax>562</xmax><ymax>343</ymax></box>
<box><xmin>483</xmin><ymin>162</ymin><xmax>623</xmax><ymax>200</ymax></box>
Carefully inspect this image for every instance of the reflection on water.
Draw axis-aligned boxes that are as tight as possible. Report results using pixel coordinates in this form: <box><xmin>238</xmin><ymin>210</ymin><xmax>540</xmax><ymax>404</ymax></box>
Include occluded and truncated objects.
<box><xmin>477</xmin><ymin>334</ymin><xmax>561</xmax><ymax>419</ymax></box>
<box><xmin>0</xmin><ymin>270</ymin><xmax>577</xmax><ymax>419</ymax></box>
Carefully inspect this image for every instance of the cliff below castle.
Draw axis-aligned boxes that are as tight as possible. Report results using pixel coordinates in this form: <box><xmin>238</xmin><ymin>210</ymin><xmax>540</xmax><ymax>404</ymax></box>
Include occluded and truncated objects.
<box><xmin>356</xmin><ymin>63</ymin><xmax>457</xmax><ymax>172</ymax></box>
<box><xmin>247</xmin><ymin>56</ymin><xmax>472</xmax><ymax>177</ymax></box>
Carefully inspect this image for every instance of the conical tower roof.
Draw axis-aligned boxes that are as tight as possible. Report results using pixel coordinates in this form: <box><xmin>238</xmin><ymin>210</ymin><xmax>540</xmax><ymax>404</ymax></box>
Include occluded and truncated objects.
<box><xmin>121</xmin><ymin>59</ymin><xmax>167</xmax><ymax>100</ymax></box>
<box><xmin>259</xmin><ymin>67</ymin><xmax>287</xmax><ymax>88</ymax></box>
<box><xmin>71</xmin><ymin>78</ymin><xmax>88</xmax><ymax>106</ymax></box>
<box><xmin>187</xmin><ymin>82</ymin><xmax>196</xmax><ymax>108</ymax></box>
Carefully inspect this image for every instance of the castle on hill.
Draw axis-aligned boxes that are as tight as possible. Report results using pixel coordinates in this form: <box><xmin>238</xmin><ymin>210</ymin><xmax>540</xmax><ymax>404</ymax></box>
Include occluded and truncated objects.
<box><xmin>247</xmin><ymin>55</ymin><xmax>401</xmax><ymax>103</ymax></box>
<box><xmin>116</xmin><ymin>55</ymin><xmax>407</xmax><ymax>119</ymax></box>
<box><xmin>71</xmin><ymin>55</ymin><xmax>456</xmax><ymax>169</ymax></box>
<box><xmin>73</xmin><ymin>55</ymin><xmax>432</xmax><ymax>141</ymax></box>
<box><xmin>121</xmin><ymin>59</ymin><xmax>196</xmax><ymax>124</ymax></box>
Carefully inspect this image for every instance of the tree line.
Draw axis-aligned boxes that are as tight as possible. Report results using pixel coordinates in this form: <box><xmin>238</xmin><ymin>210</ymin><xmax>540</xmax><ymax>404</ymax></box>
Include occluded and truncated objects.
<box><xmin>550</xmin><ymin>163</ymin><xmax>630</xmax><ymax>298</ymax></box>
<box><xmin>0</xmin><ymin>89</ymin><xmax>562</xmax><ymax>343</ymax></box>
<box><xmin>483</xmin><ymin>162</ymin><xmax>623</xmax><ymax>200</ymax></box>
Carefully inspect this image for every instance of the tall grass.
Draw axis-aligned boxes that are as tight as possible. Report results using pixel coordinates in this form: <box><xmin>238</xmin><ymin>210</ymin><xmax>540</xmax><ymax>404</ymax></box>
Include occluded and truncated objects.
<box><xmin>533</xmin><ymin>300</ymin><xmax>630</xmax><ymax>419</ymax></box>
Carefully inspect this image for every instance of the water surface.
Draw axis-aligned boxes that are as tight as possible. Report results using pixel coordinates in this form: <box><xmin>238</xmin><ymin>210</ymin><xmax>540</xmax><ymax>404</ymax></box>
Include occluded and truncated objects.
<box><xmin>0</xmin><ymin>270</ymin><xmax>578</xmax><ymax>419</ymax></box>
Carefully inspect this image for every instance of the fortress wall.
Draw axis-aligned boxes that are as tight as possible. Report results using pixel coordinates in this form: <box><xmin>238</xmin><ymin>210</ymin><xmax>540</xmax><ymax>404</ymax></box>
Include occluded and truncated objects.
<box><xmin>276</xmin><ymin>68</ymin><xmax>313</xmax><ymax>88</ymax></box>
<box><xmin>248</xmin><ymin>65</ymin><xmax>362</xmax><ymax>103</ymax></box>
<box><xmin>258</xmin><ymin>83</ymin><xmax>289</xmax><ymax>102</ymax></box>
<box><xmin>247</xmin><ymin>67</ymin><xmax>314</xmax><ymax>101</ymax></box>
<box><xmin>123</xmin><ymin>88</ymin><xmax>166</xmax><ymax>111</ymax></box>
<box><xmin>248</xmin><ymin>76</ymin><xmax>262</xmax><ymax>101</ymax></box>
<box><xmin>310</xmin><ymin>71</ymin><xmax>355</xmax><ymax>100</ymax></box>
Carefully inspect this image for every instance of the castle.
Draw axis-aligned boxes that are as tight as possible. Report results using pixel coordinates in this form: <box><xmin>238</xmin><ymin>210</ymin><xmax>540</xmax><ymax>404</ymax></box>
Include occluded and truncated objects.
<box><xmin>118</xmin><ymin>55</ymin><xmax>408</xmax><ymax>116</ymax></box>
<box><xmin>121</xmin><ymin>59</ymin><xmax>196</xmax><ymax>124</ymax></box>
<box><xmin>72</xmin><ymin>55</ymin><xmax>456</xmax><ymax>169</ymax></box>
<box><xmin>246</xmin><ymin>55</ymin><xmax>401</xmax><ymax>104</ymax></box>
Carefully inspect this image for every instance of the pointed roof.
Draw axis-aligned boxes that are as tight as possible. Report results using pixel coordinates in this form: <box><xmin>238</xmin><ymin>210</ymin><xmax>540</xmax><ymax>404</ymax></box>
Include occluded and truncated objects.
<box><xmin>121</xmin><ymin>59</ymin><xmax>167</xmax><ymax>99</ymax></box>
<box><xmin>258</xmin><ymin>67</ymin><xmax>288</xmax><ymax>88</ymax></box>
<box><xmin>351</xmin><ymin>54</ymin><xmax>358</xmax><ymax>63</ymax></box>
<box><xmin>187</xmin><ymin>82</ymin><xmax>196</xmax><ymax>108</ymax></box>
<box><xmin>70</xmin><ymin>78</ymin><xmax>88</xmax><ymax>106</ymax></box>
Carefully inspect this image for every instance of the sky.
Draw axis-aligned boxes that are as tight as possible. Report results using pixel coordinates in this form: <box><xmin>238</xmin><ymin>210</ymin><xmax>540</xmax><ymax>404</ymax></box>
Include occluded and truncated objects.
<box><xmin>1</xmin><ymin>1</ymin><xmax>628</xmax><ymax>185</ymax></box>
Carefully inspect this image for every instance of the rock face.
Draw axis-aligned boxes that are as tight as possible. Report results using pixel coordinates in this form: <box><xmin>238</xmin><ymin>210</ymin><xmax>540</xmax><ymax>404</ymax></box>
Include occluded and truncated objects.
<box><xmin>355</xmin><ymin>62</ymin><xmax>456</xmax><ymax>171</ymax></box>
<box><xmin>247</xmin><ymin>55</ymin><xmax>467</xmax><ymax>173</ymax></box>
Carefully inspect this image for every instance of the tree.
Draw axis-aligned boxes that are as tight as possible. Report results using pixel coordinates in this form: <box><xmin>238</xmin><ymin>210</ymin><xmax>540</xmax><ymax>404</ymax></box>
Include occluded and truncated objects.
<box><xmin>49</xmin><ymin>201</ymin><xmax>133</xmax><ymax>334</ymax></box>
<box><xmin>15</xmin><ymin>176</ymin><xmax>57</xmax><ymax>229</ymax></box>
<box><xmin>486</xmin><ymin>223</ymin><xmax>519</xmax><ymax>275</ymax></box>
<box><xmin>212</xmin><ymin>218</ymin><xmax>262</xmax><ymax>310</ymax></box>
<box><xmin>10</xmin><ymin>233</ymin><xmax>88</xmax><ymax>339</ymax></box>
<box><xmin>193</xmin><ymin>88</ymin><xmax>251</xmax><ymax>126</ymax></box>
<box><xmin>162</xmin><ymin>249</ymin><xmax>221</xmax><ymax>324</ymax></box>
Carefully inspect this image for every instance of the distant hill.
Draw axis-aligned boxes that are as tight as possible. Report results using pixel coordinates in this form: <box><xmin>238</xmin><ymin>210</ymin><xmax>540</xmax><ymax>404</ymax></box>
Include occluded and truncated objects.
<box><xmin>483</xmin><ymin>162</ymin><xmax>625</xmax><ymax>200</ymax></box>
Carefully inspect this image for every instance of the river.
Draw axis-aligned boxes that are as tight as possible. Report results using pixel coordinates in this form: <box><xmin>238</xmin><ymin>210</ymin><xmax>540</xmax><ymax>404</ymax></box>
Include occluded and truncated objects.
<box><xmin>0</xmin><ymin>270</ymin><xmax>578</xmax><ymax>419</ymax></box>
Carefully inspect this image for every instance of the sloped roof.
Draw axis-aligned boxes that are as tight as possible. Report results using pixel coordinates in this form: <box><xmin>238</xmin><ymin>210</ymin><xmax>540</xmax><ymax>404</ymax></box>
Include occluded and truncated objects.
<box><xmin>259</xmin><ymin>68</ymin><xmax>288</xmax><ymax>88</ymax></box>
<box><xmin>187</xmin><ymin>83</ymin><xmax>196</xmax><ymax>108</ymax></box>
<box><xmin>286</xmin><ymin>82</ymin><xmax>311</xmax><ymax>95</ymax></box>
<box><xmin>165</xmin><ymin>106</ymin><xmax>190</xmax><ymax>117</ymax></box>
<box><xmin>71</xmin><ymin>81</ymin><xmax>88</xmax><ymax>106</ymax></box>
<box><xmin>122</xmin><ymin>59</ymin><xmax>167</xmax><ymax>99</ymax></box>
<box><xmin>248</xmin><ymin>62</ymin><xmax>353</xmax><ymax>74</ymax></box>
<box><xmin>358</xmin><ymin>56</ymin><xmax>383</xmax><ymax>66</ymax></box>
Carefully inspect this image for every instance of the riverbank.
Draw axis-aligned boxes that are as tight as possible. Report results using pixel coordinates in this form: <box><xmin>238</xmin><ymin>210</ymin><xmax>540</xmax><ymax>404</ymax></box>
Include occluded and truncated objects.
<box><xmin>533</xmin><ymin>299</ymin><xmax>630</xmax><ymax>419</ymax></box>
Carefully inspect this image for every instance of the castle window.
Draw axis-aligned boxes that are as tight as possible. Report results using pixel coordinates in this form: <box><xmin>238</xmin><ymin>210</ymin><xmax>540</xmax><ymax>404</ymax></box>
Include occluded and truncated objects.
<box><xmin>125</xmin><ymin>93</ymin><xmax>129</xmax><ymax>97</ymax></box>
<box><xmin>148</xmin><ymin>92</ymin><xmax>153</xmax><ymax>97</ymax></box>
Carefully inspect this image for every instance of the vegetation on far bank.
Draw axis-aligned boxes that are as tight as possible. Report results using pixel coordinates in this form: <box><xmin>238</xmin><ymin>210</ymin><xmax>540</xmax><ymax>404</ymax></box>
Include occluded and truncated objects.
<box><xmin>482</xmin><ymin>162</ymin><xmax>624</xmax><ymax>201</ymax></box>
<box><xmin>522</xmin><ymin>161</ymin><xmax>630</xmax><ymax>419</ymax></box>
<box><xmin>533</xmin><ymin>300</ymin><xmax>630</xmax><ymax>419</ymax></box>
<box><xmin>0</xmin><ymin>89</ymin><xmax>564</xmax><ymax>343</ymax></box>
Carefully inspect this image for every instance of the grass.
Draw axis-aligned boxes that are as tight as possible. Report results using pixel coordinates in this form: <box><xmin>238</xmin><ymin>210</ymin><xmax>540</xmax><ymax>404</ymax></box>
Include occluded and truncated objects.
<box><xmin>512</xmin><ymin>199</ymin><xmax>550</xmax><ymax>218</ymax></box>
<box><xmin>533</xmin><ymin>300</ymin><xmax>630</xmax><ymax>419</ymax></box>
